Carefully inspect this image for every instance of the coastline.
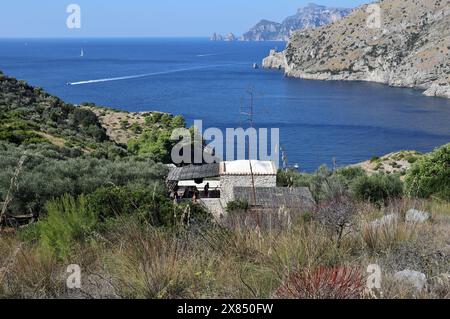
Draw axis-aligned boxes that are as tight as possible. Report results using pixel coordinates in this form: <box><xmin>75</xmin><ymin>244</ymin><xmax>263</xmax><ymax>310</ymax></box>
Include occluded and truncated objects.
<box><xmin>262</xmin><ymin>50</ymin><xmax>450</xmax><ymax>100</ymax></box>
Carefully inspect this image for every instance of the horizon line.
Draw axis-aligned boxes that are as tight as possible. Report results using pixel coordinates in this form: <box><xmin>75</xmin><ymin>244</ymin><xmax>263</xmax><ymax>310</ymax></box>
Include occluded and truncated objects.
<box><xmin>0</xmin><ymin>36</ymin><xmax>287</xmax><ymax>42</ymax></box>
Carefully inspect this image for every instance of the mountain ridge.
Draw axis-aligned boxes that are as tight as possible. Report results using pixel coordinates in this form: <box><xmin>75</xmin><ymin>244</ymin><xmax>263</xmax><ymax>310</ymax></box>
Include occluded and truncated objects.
<box><xmin>241</xmin><ymin>3</ymin><xmax>352</xmax><ymax>41</ymax></box>
<box><xmin>263</xmin><ymin>0</ymin><xmax>450</xmax><ymax>99</ymax></box>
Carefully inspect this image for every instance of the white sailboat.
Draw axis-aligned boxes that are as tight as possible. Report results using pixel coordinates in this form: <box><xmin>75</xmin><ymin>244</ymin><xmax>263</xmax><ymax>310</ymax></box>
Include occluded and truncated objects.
<box><xmin>80</xmin><ymin>48</ymin><xmax>84</xmax><ymax>57</ymax></box>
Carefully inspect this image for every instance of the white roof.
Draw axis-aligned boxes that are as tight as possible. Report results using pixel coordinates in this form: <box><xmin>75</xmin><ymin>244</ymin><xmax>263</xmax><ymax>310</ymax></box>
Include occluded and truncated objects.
<box><xmin>220</xmin><ymin>160</ymin><xmax>277</xmax><ymax>176</ymax></box>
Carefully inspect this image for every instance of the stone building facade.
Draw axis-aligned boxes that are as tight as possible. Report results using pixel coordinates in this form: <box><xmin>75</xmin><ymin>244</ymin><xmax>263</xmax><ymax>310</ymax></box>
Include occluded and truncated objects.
<box><xmin>219</xmin><ymin>160</ymin><xmax>277</xmax><ymax>203</ymax></box>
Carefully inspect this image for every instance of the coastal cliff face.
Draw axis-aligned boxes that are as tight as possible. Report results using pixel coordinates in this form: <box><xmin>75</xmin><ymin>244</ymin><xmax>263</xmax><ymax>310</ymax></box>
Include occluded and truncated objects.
<box><xmin>242</xmin><ymin>20</ymin><xmax>284</xmax><ymax>41</ymax></box>
<box><xmin>264</xmin><ymin>0</ymin><xmax>450</xmax><ymax>99</ymax></box>
<box><xmin>242</xmin><ymin>3</ymin><xmax>351</xmax><ymax>41</ymax></box>
<box><xmin>262</xmin><ymin>49</ymin><xmax>286</xmax><ymax>69</ymax></box>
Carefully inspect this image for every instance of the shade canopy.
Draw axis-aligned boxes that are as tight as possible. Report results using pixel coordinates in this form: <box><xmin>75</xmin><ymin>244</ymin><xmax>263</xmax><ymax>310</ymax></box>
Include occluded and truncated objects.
<box><xmin>167</xmin><ymin>163</ymin><xmax>220</xmax><ymax>181</ymax></box>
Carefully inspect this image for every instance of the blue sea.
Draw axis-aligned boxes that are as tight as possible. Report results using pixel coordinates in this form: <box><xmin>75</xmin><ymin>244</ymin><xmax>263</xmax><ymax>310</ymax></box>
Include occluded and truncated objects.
<box><xmin>1</xmin><ymin>38</ymin><xmax>450</xmax><ymax>171</ymax></box>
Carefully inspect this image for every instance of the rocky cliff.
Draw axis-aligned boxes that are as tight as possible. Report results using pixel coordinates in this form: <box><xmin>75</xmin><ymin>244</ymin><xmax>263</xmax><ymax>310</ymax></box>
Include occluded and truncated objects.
<box><xmin>264</xmin><ymin>0</ymin><xmax>450</xmax><ymax>99</ymax></box>
<box><xmin>210</xmin><ymin>32</ymin><xmax>237</xmax><ymax>41</ymax></box>
<box><xmin>242</xmin><ymin>3</ymin><xmax>351</xmax><ymax>41</ymax></box>
<box><xmin>262</xmin><ymin>50</ymin><xmax>286</xmax><ymax>69</ymax></box>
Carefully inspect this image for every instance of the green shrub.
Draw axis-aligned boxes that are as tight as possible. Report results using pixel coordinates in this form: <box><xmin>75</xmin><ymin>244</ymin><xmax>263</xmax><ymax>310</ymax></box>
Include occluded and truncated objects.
<box><xmin>350</xmin><ymin>173</ymin><xmax>404</xmax><ymax>205</ymax></box>
<box><xmin>130</xmin><ymin>123</ymin><xmax>142</xmax><ymax>134</ymax></box>
<box><xmin>277</xmin><ymin>169</ymin><xmax>313</xmax><ymax>188</ymax></box>
<box><xmin>120</xmin><ymin>120</ymin><xmax>130</xmax><ymax>129</ymax></box>
<box><xmin>87</xmin><ymin>185</ymin><xmax>210</xmax><ymax>228</ymax></box>
<box><xmin>0</xmin><ymin>146</ymin><xmax>167</xmax><ymax>216</ymax></box>
<box><xmin>86</xmin><ymin>185</ymin><xmax>167</xmax><ymax>223</ymax></box>
<box><xmin>127</xmin><ymin>129</ymin><xmax>172</xmax><ymax>163</ymax></box>
<box><xmin>335</xmin><ymin>167</ymin><xmax>367</xmax><ymax>186</ymax></box>
<box><xmin>277</xmin><ymin>166</ymin><xmax>368</xmax><ymax>203</ymax></box>
<box><xmin>226</xmin><ymin>200</ymin><xmax>250</xmax><ymax>213</ymax></box>
<box><xmin>127</xmin><ymin>114</ymin><xmax>187</xmax><ymax>163</ymax></box>
<box><xmin>405</xmin><ymin>143</ymin><xmax>450</xmax><ymax>201</ymax></box>
<box><xmin>35</xmin><ymin>194</ymin><xmax>97</xmax><ymax>259</ymax></box>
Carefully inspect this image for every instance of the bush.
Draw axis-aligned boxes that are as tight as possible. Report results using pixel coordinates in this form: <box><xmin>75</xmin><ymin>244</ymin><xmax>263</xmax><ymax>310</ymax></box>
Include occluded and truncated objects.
<box><xmin>87</xmin><ymin>185</ymin><xmax>210</xmax><ymax>228</ymax></box>
<box><xmin>34</xmin><ymin>195</ymin><xmax>97</xmax><ymax>259</ymax></box>
<box><xmin>127</xmin><ymin>129</ymin><xmax>172</xmax><ymax>163</ymax></box>
<box><xmin>226</xmin><ymin>200</ymin><xmax>250</xmax><ymax>213</ymax></box>
<box><xmin>405</xmin><ymin>143</ymin><xmax>450</xmax><ymax>201</ymax></box>
<box><xmin>0</xmin><ymin>147</ymin><xmax>168</xmax><ymax>216</ymax></box>
<box><xmin>351</xmin><ymin>173</ymin><xmax>403</xmax><ymax>205</ymax></box>
<box><xmin>277</xmin><ymin>169</ymin><xmax>313</xmax><ymax>188</ymax></box>
<box><xmin>335</xmin><ymin>167</ymin><xmax>367</xmax><ymax>186</ymax></box>
<box><xmin>316</xmin><ymin>196</ymin><xmax>357</xmax><ymax>247</ymax></box>
<box><xmin>277</xmin><ymin>166</ymin><xmax>368</xmax><ymax>203</ymax></box>
<box><xmin>128</xmin><ymin>114</ymin><xmax>187</xmax><ymax>163</ymax></box>
<box><xmin>86</xmin><ymin>185</ymin><xmax>175</xmax><ymax>226</ymax></box>
<box><xmin>275</xmin><ymin>266</ymin><xmax>365</xmax><ymax>299</ymax></box>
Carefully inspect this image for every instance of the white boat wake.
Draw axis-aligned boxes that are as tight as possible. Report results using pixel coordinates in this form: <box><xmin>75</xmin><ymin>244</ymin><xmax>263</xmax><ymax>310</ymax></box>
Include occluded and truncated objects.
<box><xmin>196</xmin><ymin>53</ymin><xmax>220</xmax><ymax>57</ymax></box>
<box><xmin>68</xmin><ymin>64</ymin><xmax>226</xmax><ymax>86</ymax></box>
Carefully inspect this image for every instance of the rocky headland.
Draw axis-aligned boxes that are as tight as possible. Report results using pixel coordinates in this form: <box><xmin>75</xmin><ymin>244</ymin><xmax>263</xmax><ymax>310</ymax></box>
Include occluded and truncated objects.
<box><xmin>263</xmin><ymin>0</ymin><xmax>450</xmax><ymax>99</ymax></box>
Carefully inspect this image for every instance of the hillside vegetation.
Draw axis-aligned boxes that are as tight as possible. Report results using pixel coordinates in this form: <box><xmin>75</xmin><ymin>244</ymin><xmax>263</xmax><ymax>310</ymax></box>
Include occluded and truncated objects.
<box><xmin>0</xmin><ymin>72</ymin><xmax>449</xmax><ymax>299</ymax></box>
<box><xmin>0</xmin><ymin>72</ymin><xmax>199</xmax><ymax>222</ymax></box>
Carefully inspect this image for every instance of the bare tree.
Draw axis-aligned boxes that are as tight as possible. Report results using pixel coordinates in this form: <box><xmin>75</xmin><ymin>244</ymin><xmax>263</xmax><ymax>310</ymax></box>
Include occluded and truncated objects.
<box><xmin>316</xmin><ymin>196</ymin><xmax>357</xmax><ymax>248</ymax></box>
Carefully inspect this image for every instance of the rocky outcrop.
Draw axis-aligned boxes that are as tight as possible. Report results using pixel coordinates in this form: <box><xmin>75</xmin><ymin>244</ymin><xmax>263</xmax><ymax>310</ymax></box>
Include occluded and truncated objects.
<box><xmin>224</xmin><ymin>33</ymin><xmax>237</xmax><ymax>42</ymax></box>
<box><xmin>262</xmin><ymin>50</ymin><xmax>286</xmax><ymax>69</ymax></box>
<box><xmin>394</xmin><ymin>270</ymin><xmax>427</xmax><ymax>291</ymax></box>
<box><xmin>349</xmin><ymin>151</ymin><xmax>422</xmax><ymax>177</ymax></box>
<box><xmin>423</xmin><ymin>82</ymin><xmax>450</xmax><ymax>98</ymax></box>
<box><xmin>210</xmin><ymin>32</ymin><xmax>237</xmax><ymax>41</ymax></box>
<box><xmin>210</xmin><ymin>33</ymin><xmax>223</xmax><ymax>41</ymax></box>
<box><xmin>406</xmin><ymin>209</ymin><xmax>431</xmax><ymax>223</ymax></box>
<box><xmin>265</xmin><ymin>0</ymin><xmax>450</xmax><ymax>99</ymax></box>
<box><xmin>242</xmin><ymin>3</ymin><xmax>351</xmax><ymax>41</ymax></box>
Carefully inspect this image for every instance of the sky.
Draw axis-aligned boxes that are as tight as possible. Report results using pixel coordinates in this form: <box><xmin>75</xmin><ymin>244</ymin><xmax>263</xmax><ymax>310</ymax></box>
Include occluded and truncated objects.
<box><xmin>0</xmin><ymin>0</ymin><xmax>370</xmax><ymax>38</ymax></box>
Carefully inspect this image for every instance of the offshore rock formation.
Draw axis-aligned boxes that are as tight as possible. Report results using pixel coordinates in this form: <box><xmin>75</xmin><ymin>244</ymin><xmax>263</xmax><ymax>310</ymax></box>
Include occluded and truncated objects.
<box><xmin>210</xmin><ymin>33</ymin><xmax>223</xmax><ymax>41</ymax></box>
<box><xmin>242</xmin><ymin>3</ymin><xmax>351</xmax><ymax>41</ymax></box>
<box><xmin>264</xmin><ymin>0</ymin><xmax>450</xmax><ymax>99</ymax></box>
<box><xmin>210</xmin><ymin>32</ymin><xmax>237</xmax><ymax>42</ymax></box>
<box><xmin>224</xmin><ymin>32</ymin><xmax>237</xmax><ymax>41</ymax></box>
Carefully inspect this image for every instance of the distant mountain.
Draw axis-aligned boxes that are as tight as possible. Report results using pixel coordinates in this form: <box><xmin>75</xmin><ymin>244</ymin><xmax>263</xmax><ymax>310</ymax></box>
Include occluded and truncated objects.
<box><xmin>242</xmin><ymin>3</ymin><xmax>352</xmax><ymax>41</ymax></box>
<box><xmin>263</xmin><ymin>0</ymin><xmax>450</xmax><ymax>99</ymax></box>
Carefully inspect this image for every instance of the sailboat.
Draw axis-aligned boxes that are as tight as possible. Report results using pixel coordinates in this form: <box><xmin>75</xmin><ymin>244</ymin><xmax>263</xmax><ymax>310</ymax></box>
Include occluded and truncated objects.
<box><xmin>80</xmin><ymin>48</ymin><xmax>84</xmax><ymax>57</ymax></box>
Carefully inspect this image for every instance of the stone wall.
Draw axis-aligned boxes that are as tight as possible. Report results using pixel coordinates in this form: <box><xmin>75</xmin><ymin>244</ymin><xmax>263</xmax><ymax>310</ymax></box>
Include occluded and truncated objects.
<box><xmin>220</xmin><ymin>174</ymin><xmax>277</xmax><ymax>203</ymax></box>
<box><xmin>200</xmin><ymin>198</ymin><xmax>227</xmax><ymax>220</ymax></box>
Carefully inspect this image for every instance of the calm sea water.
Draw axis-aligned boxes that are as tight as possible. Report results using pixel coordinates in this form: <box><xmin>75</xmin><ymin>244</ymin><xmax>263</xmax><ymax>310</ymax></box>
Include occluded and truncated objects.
<box><xmin>1</xmin><ymin>38</ymin><xmax>449</xmax><ymax>171</ymax></box>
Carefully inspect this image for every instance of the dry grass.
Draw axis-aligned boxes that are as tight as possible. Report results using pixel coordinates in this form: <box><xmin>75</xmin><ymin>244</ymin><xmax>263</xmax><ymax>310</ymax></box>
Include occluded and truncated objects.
<box><xmin>0</xmin><ymin>198</ymin><xmax>448</xmax><ymax>299</ymax></box>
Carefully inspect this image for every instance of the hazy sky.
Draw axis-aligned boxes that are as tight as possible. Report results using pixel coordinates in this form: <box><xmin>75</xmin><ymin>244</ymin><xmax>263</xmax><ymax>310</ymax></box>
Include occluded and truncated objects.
<box><xmin>0</xmin><ymin>0</ymin><xmax>370</xmax><ymax>38</ymax></box>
